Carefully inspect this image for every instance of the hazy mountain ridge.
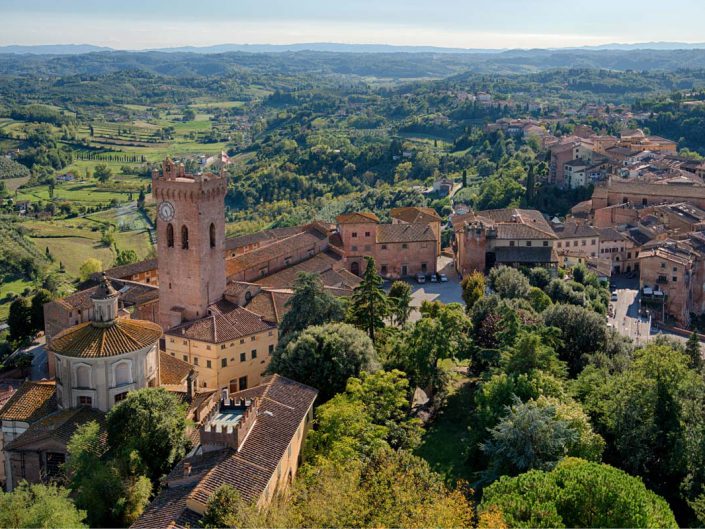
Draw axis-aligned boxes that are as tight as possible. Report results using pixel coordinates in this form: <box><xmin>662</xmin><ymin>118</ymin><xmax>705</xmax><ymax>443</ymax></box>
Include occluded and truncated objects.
<box><xmin>3</xmin><ymin>41</ymin><xmax>705</xmax><ymax>55</ymax></box>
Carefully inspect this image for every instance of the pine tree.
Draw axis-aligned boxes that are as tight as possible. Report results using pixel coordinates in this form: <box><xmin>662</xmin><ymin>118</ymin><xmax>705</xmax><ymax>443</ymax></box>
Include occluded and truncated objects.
<box><xmin>686</xmin><ymin>331</ymin><xmax>702</xmax><ymax>370</ymax></box>
<box><xmin>348</xmin><ymin>257</ymin><xmax>389</xmax><ymax>344</ymax></box>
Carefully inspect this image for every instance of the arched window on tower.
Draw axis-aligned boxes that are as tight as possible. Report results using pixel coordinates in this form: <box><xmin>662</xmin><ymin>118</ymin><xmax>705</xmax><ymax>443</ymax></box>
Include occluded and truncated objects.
<box><xmin>181</xmin><ymin>225</ymin><xmax>189</xmax><ymax>250</ymax></box>
<box><xmin>166</xmin><ymin>223</ymin><xmax>174</xmax><ymax>248</ymax></box>
<box><xmin>210</xmin><ymin>223</ymin><xmax>216</xmax><ymax>249</ymax></box>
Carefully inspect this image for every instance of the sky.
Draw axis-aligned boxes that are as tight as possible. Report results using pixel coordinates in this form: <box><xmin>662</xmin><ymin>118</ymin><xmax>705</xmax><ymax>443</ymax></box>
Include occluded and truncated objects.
<box><xmin>2</xmin><ymin>0</ymin><xmax>705</xmax><ymax>50</ymax></box>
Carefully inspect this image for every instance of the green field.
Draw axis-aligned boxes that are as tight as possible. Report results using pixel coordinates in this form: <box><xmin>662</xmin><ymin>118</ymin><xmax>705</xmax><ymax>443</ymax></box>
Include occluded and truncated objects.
<box><xmin>0</xmin><ymin>277</ymin><xmax>33</xmax><ymax>321</ymax></box>
<box><xmin>4</xmin><ymin>176</ymin><xmax>30</xmax><ymax>192</ymax></box>
<box><xmin>23</xmin><ymin>208</ymin><xmax>152</xmax><ymax>278</ymax></box>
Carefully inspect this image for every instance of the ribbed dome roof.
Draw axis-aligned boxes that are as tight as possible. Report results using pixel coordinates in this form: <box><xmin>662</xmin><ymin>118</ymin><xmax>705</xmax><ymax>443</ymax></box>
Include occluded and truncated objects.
<box><xmin>50</xmin><ymin>318</ymin><xmax>162</xmax><ymax>358</ymax></box>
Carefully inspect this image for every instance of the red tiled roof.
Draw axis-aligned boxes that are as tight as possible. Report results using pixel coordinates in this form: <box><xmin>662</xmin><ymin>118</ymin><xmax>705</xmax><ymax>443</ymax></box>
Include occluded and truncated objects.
<box><xmin>133</xmin><ymin>375</ymin><xmax>317</xmax><ymax>529</ymax></box>
<box><xmin>0</xmin><ymin>381</ymin><xmax>56</xmax><ymax>422</ymax></box>
<box><xmin>190</xmin><ymin>375</ymin><xmax>317</xmax><ymax>504</ymax></box>
<box><xmin>165</xmin><ymin>300</ymin><xmax>275</xmax><ymax>343</ymax></box>
<box><xmin>49</xmin><ymin>318</ymin><xmax>162</xmax><ymax>358</ymax></box>
<box><xmin>227</xmin><ymin>230</ymin><xmax>327</xmax><ymax>275</ymax></box>
<box><xmin>5</xmin><ymin>407</ymin><xmax>104</xmax><ymax>451</ymax></box>
<box><xmin>160</xmin><ymin>352</ymin><xmax>193</xmax><ymax>386</ymax></box>
<box><xmin>336</xmin><ymin>212</ymin><xmax>380</xmax><ymax>224</ymax></box>
<box><xmin>390</xmin><ymin>206</ymin><xmax>441</xmax><ymax>224</ymax></box>
<box><xmin>376</xmin><ymin>223</ymin><xmax>437</xmax><ymax>243</ymax></box>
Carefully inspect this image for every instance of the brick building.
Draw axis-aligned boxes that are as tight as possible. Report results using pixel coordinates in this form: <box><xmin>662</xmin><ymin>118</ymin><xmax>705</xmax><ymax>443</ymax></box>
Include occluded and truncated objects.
<box><xmin>335</xmin><ymin>209</ymin><xmax>439</xmax><ymax>278</ymax></box>
<box><xmin>132</xmin><ymin>375</ymin><xmax>318</xmax><ymax>529</ymax></box>
<box><xmin>452</xmin><ymin>208</ymin><xmax>558</xmax><ymax>274</ymax></box>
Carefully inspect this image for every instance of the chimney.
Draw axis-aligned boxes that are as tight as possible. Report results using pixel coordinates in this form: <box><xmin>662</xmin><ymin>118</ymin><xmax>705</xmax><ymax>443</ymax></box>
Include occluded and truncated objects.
<box><xmin>187</xmin><ymin>369</ymin><xmax>197</xmax><ymax>401</ymax></box>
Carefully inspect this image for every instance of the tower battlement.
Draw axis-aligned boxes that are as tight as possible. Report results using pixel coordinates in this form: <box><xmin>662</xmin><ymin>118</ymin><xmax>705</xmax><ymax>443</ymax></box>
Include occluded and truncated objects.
<box><xmin>152</xmin><ymin>159</ymin><xmax>227</xmax><ymax>203</ymax></box>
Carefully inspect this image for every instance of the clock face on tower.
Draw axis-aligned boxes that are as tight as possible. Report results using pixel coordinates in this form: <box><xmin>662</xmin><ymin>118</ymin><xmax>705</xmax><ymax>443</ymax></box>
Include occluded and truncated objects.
<box><xmin>158</xmin><ymin>201</ymin><xmax>175</xmax><ymax>222</ymax></box>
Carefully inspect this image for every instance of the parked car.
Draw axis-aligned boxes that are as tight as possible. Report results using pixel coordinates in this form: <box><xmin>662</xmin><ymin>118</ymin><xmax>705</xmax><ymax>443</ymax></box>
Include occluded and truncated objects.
<box><xmin>429</xmin><ymin>273</ymin><xmax>438</xmax><ymax>282</ymax></box>
<box><xmin>415</xmin><ymin>273</ymin><xmax>426</xmax><ymax>284</ymax></box>
<box><xmin>437</xmin><ymin>273</ymin><xmax>448</xmax><ymax>282</ymax></box>
<box><xmin>610</xmin><ymin>292</ymin><xmax>618</xmax><ymax>302</ymax></box>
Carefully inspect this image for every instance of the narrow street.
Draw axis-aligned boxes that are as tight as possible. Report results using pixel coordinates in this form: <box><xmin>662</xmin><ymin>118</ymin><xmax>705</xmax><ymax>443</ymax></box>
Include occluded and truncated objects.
<box><xmin>608</xmin><ymin>286</ymin><xmax>651</xmax><ymax>347</ymax></box>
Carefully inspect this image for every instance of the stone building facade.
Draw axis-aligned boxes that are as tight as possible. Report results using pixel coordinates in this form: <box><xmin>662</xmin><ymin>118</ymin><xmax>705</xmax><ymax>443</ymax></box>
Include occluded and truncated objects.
<box><xmin>335</xmin><ymin>210</ymin><xmax>439</xmax><ymax>278</ymax></box>
<box><xmin>153</xmin><ymin>158</ymin><xmax>228</xmax><ymax>329</ymax></box>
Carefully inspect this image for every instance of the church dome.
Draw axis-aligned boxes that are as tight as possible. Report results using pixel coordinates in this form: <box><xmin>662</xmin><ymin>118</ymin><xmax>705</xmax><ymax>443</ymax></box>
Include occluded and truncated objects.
<box><xmin>49</xmin><ymin>318</ymin><xmax>162</xmax><ymax>358</ymax></box>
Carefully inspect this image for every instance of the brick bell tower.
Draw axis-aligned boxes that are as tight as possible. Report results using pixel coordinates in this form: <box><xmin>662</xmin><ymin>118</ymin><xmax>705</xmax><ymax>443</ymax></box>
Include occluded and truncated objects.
<box><xmin>153</xmin><ymin>158</ymin><xmax>227</xmax><ymax>329</ymax></box>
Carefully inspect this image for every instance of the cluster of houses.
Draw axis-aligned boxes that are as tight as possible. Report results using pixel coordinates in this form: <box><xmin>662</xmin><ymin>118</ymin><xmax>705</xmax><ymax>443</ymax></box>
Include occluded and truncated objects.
<box><xmin>4</xmin><ymin>128</ymin><xmax>705</xmax><ymax>524</ymax></box>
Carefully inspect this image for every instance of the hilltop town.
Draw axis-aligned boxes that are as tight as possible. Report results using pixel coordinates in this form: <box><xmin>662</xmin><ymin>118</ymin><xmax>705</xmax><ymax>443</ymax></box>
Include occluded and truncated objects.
<box><xmin>3</xmin><ymin>45</ymin><xmax>705</xmax><ymax>528</ymax></box>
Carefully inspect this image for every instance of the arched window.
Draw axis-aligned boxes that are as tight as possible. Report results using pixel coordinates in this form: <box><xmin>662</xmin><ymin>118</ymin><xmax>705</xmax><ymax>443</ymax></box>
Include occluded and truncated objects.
<box><xmin>181</xmin><ymin>225</ymin><xmax>189</xmax><ymax>250</ymax></box>
<box><xmin>210</xmin><ymin>223</ymin><xmax>216</xmax><ymax>249</ymax></box>
<box><xmin>76</xmin><ymin>365</ymin><xmax>91</xmax><ymax>388</ymax></box>
<box><xmin>114</xmin><ymin>361</ymin><xmax>132</xmax><ymax>386</ymax></box>
<box><xmin>166</xmin><ymin>223</ymin><xmax>174</xmax><ymax>248</ymax></box>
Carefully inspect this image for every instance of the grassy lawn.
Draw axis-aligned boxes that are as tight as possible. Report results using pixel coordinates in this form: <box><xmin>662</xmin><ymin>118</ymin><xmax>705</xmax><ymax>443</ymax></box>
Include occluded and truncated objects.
<box><xmin>0</xmin><ymin>277</ymin><xmax>33</xmax><ymax>321</ymax></box>
<box><xmin>415</xmin><ymin>370</ymin><xmax>475</xmax><ymax>484</ymax></box>
<box><xmin>16</xmin><ymin>181</ymin><xmax>132</xmax><ymax>205</ymax></box>
<box><xmin>4</xmin><ymin>176</ymin><xmax>30</xmax><ymax>192</ymax></box>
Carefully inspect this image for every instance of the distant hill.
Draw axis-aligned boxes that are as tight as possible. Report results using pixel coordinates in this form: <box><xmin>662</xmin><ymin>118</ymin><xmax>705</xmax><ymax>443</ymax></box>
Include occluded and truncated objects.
<box><xmin>3</xmin><ymin>42</ymin><xmax>705</xmax><ymax>56</ymax></box>
<box><xmin>0</xmin><ymin>44</ymin><xmax>113</xmax><ymax>55</ymax></box>
<box><xmin>3</xmin><ymin>46</ymin><xmax>705</xmax><ymax>79</ymax></box>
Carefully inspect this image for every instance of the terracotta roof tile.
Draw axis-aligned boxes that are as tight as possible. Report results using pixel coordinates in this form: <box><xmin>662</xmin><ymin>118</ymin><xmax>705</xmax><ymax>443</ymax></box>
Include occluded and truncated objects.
<box><xmin>190</xmin><ymin>375</ymin><xmax>317</xmax><ymax>504</ymax></box>
<box><xmin>336</xmin><ymin>212</ymin><xmax>380</xmax><ymax>224</ymax></box>
<box><xmin>0</xmin><ymin>381</ymin><xmax>56</xmax><ymax>422</ymax></box>
<box><xmin>133</xmin><ymin>375</ymin><xmax>317</xmax><ymax>529</ymax></box>
<box><xmin>553</xmin><ymin>222</ymin><xmax>599</xmax><ymax>239</ymax></box>
<box><xmin>390</xmin><ymin>206</ymin><xmax>441</xmax><ymax>224</ymax></box>
<box><xmin>165</xmin><ymin>300</ymin><xmax>275</xmax><ymax>343</ymax></box>
<box><xmin>160</xmin><ymin>352</ymin><xmax>193</xmax><ymax>386</ymax></box>
<box><xmin>49</xmin><ymin>318</ymin><xmax>162</xmax><ymax>359</ymax></box>
<box><xmin>376</xmin><ymin>223</ymin><xmax>437</xmax><ymax>243</ymax></box>
<box><xmin>5</xmin><ymin>407</ymin><xmax>105</xmax><ymax>451</ymax></box>
<box><xmin>227</xmin><ymin>231</ymin><xmax>327</xmax><ymax>276</ymax></box>
<box><xmin>105</xmin><ymin>259</ymin><xmax>158</xmax><ymax>279</ymax></box>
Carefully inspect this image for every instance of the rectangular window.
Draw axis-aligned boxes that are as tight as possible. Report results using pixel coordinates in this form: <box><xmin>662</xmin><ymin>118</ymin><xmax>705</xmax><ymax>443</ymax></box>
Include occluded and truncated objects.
<box><xmin>251</xmin><ymin>349</ymin><xmax>257</xmax><ymax>360</ymax></box>
<box><xmin>573</xmin><ymin>241</ymin><xmax>578</xmax><ymax>247</ymax></box>
<box><xmin>114</xmin><ymin>392</ymin><xmax>128</xmax><ymax>403</ymax></box>
<box><xmin>221</xmin><ymin>358</ymin><xmax>227</xmax><ymax>368</ymax></box>
<box><xmin>78</xmin><ymin>396</ymin><xmax>92</xmax><ymax>407</ymax></box>
<box><xmin>581</xmin><ymin>240</ymin><xmax>586</xmax><ymax>246</ymax></box>
<box><xmin>183</xmin><ymin>355</ymin><xmax>188</xmax><ymax>362</ymax></box>
<box><xmin>543</xmin><ymin>241</ymin><xmax>548</xmax><ymax>247</ymax></box>
<box><xmin>510</xmin><ymin>241</ymin><xmax>515</xmax><ymax>247</ymax></box>
<box><xmin>526</xmin><ymin>241</ymin><xmax>532</xmax><ymax>247</ymax></box>
<box><xmin>381</xmin><ymin>244</ymin><xmax>387</xmax><ymax>250</ymax></box>
<box><xmin>240</xmin><ymin>352</ymin><xmax>246</xmax><ymax>362</ymax></box>
<box><xmin>206</xmin><ymin>360</ymin><xmax>212</xmax><ymax>369</ymax></box>
<box><xmin>673</xmin><ymin>267</ymin><xmax>678</xmax><ymax>272</ymax></box>
<box><xmin>251</xmin><ymin>336</ymin><xmax>256</xmax><ymax>341</ymax></box>
<box><xmin>221</xmin><ymin>344</ymin><xmax>226</xmax><ymax>350</ymax></box>
<box><xmin>365</xmin><ymin>231</ymin><xmax>371</xmax><ymax>237</ymax></box>
<box><xmin>352</xmin><ymin>232</ymin><xmax>358</xmax><ymax>238</ymax></box>
<box><xmin>591</xmin><ymin>239</ymin><xmax>596</xmax><ymax>245</ymax></box>
<box><xmin>269</xmin><ymin>344</ymin><xmax>274</xmax><ymax>355</ymax></box>
<box><xmin>402</xmin><ymin>243</ymin><xmax>408</xmax><ymax>249</ymax></box>
<box><xmin>238</xmin><ymin>376</ymin><xmax>248</xmax><ymax>391</ymax></box>
<box><xmin>193</xmin><ymin>357</ymin><xmax>199</xmax><ymax>366</ymax></box>
<box><xmin>381</xmin><ymin>264</ymin><xmax>388</xmax><ymax>275</ymax></box>
<box><xmin>557</xmin><ymin>242</ymin><xmax>561</xmax><ymax>248</ymax></box>
<box><xmin>240</xmin><ymin>339</ymin><xmax>245</xmax><ymax>344</ymax></box>
<box><xmin>673</xmin><ymin>277</ymin><xmax>678</xmax><ymax>282</ymax></box>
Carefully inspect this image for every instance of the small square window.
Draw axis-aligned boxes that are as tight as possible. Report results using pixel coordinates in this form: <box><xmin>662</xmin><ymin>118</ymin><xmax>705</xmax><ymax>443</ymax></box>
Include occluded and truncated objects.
<box><xmin>240</xmin><ymin>339</ymin><xmax>245</xmax><ymax>344</ymax></box>
<box><xmin>543</xmin><ymin>241</ymin><xmax>548</xmax><ymax>247</ymax></box>
<box><xmin>251</xmin><ymin>336</ymin><xmax>256</xmax><ymax>341</ymax></box>
<box><xmin>352</xmin><ymin>232</ymin><xmax>358</xmax><ymax>238</ymax></box>
<box><xmin>221</xmin><ymin>344</ymin><xmax>226</xmax><ymax>350</ymax></box>
<box><xmin>402</xmin><ymin>243</ymin><xmax>408</xmax><ymax>249</ymax></box>
<box><xmin>365</xmin><ymin>231</ymin><xmax>371</xmax><ymax>237</ymax></box>
<box><xmin>526</xmin><ymin>241</ymin><xmax>532</xmax><ymax>247</ymax></box>
<box><xmin>381</xmin><ymin>244</ymin><xmax>387</xmax><ymax>250</ymax></box>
